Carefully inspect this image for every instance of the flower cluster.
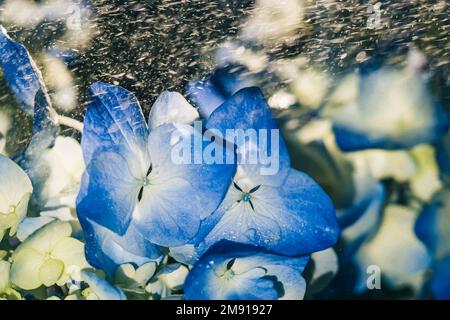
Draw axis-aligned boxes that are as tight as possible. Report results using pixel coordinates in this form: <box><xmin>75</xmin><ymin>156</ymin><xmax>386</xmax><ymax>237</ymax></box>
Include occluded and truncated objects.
<box><xmin>0</xmin><ymin>25</ymin><xmax>339</xmax><ymax>300</ymax></box>
<box><xmin>0</xmin><ymin>0</ymin><xmax>449</xmax><ymax>300</ymax></box>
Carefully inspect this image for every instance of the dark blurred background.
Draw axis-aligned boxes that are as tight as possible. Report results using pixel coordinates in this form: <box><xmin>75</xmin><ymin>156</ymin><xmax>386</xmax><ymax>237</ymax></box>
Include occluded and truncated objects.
<box><xmin>1</xmin><ymin>0</ymin><xmax>448</xmax><ymax>114</ymax></box>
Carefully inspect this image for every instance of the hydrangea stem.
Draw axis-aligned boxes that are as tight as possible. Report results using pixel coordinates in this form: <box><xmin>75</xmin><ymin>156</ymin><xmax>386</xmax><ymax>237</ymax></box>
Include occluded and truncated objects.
<box><xmin>57</xmin><ymin>115</ymin><xmax>83</xmax><ymax>132</ymax></box>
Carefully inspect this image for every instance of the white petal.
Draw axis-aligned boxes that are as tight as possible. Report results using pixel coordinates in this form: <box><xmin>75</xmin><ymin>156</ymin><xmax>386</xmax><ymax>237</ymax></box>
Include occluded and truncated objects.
<box><xmin>148</xmin><ymin>91</ymin><xmax>199</xmax><ymax>129</ymax></box>
<box><xmin>0</xmin><ymin>155</ymin><xmax>32</xmax><ymax>214</ymax></box>
<box><xmin>14</xmin><ymin>220</ymin><xmax>72</xmax><ymax>256</ymax></box>
<box><xmin>309</xmin><ymin>248</ymin><xmax>338</xmax><ymax>294</ymax></box>
<box><xmin>0</xmin><ymin>260</ymin><xmax>11</xmax><ymax>293</ymax></box>
<box><xmin>355</xmin><ymin>205</ymin><xmax>431</xmax><ymax>292</ymax></box>
<box><xmin>16</xmin><ymin>216</ymin><xmax>55</xmax><ymax>242</ymax></box>
<box><xmin>158</xmin><ymin>264</ymin><xmax>189</xmax><ymax>291</ymax></box>
<box><xmin>10</xmin><ymin>247</ymin><xmax>45</xmax><ymax>290</ymax></box>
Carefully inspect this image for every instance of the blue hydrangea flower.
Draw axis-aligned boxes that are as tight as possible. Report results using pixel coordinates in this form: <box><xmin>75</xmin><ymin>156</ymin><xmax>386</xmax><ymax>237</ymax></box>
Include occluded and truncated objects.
<box><xmin>323</xmin><ymin>66</ymin><xmax>449</xmax><ymax>151</ymax></box>
<box><xmin>184</xmin><ymin>241</ymin><xmax>309</xmax><ymax>300</ymax></box>
<box><xmin>0</xmin><ymin>26</ymin><xmax>59</xmax><ymax>206</ymax></box>
<box><xmin>76</xmin><ymin>82</ymin><xmax>236</xmax><ymax>274</ymax></box>
<box><xmin>193</xmin><ymin>87</ymin><xmax>339</xmax><ymax>257</ymax></box>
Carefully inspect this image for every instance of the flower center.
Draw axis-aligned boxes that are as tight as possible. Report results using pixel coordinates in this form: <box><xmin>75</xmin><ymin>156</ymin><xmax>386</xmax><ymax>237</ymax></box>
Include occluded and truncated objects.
<box><xmin>142</xmin><ymin>177</ymin><xmax>151</xmax><ymax>187</ymax></box>
<box><xmin>220</xmin><ymin>258</ymin><xmax>236</xmax><ymax>281</ymax></box>
<box><xmin>233</xmin><ymin>182</ymin><xmax>261</xmax><ymax>211</ymax></box>
<box><xmin>222</xmin><ymin>269</ymin><xmax>235</xmax><ymax>280</ymax></box>
<box><xmin>138</xmin><ymin>164</ymin><xmax>153</xmax><ymax>201</ymax></box>
<box><xmin>241</xmin><ymin>192</ymin><xmax>251</xmax><ymax>202</ymax></box>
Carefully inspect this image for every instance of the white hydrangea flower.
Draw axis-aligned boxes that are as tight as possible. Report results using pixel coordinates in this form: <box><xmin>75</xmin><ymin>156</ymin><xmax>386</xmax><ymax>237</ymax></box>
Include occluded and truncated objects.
<box><xmin>346</xmin><ymin>144</ymin><xmax>441</xmax><ymax>202</ymax></box>
<box><xmin>0</xmin><ymin>155</ymin><xmax>33</xmax><ymax>240</ymax></box>
<box><xmin>346</xmin><ymin>149</ymin><xmax>417</xmax><ymax>183</ymax></box>
<box><xmin>114</xmin><ymin>262</ymin><xmax>157</xmax><ymax>298</ymax></box>
<box><xmin>145</xmin><ymin>264</ymin><xmax>188</xmax><ymax>299</ymax></box>
<box><xmin>10</xmin><ymin>220</ymin><xmax>89</xmax><ymax>290</ymax></box>
<box><xmin>34</xmin><ymin>136</ymin><xmax>84</xmax><ymax>215</ymax></box>
<box><xmin>80</xmin><ymin>270</ymin><xmax>126</xmax><ymax>300</ymax></box>
<box><xmin>0</xmin><ymin>260</ymin><xmax>21</xmax><ymax>300</ymax></box>
<box><xmin>115</xmin><ymin>262</ymin><xmax>157</xmax><ymax>288</ymax></box>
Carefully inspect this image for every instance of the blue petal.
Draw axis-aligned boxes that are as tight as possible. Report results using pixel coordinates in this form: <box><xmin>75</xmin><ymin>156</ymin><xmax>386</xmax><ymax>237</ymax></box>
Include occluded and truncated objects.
<box><xmin>0</xmin><ymin>26</ymin><xmax>46</xmax><ymax>114</ymax></box>
<box><xmin>78</xmin><ymin>82</ymin><xmax>151</xmax><ymax>234</ymax></box>
<box><xmin>198</xmin><ymin>168</ymin><xmax>339</xmax><ymax>256</ymax></box>
<box><xmin>187</xmin><ymin>65</ymin><xmax>253</xmax><ymax>118</ymax></box>
<box><xmin>80</xmin><ymin>217</ymin><xmax>162</xmax><ymax>278</ymax></box>
<box><xmin>333</xmin><ymin>126</ymin><xmax>394</xmax><ymax>151</ymax></box>
<box><xmin>22</xmin><ymin>89</ymin><xmax>58</xmax><ymax>159</ymax></box>
<box><xmin>415</xmin><ymin>203</ymin><xmax>440</xmax><ymax>256</ymax></box>
<box><xmin>315</xmin><ymin>184</ymin><xmax>385</xmax><ymax>297</ymax></box>
<box><xmin>186</xmin><ymin>79</ymin><xmax>225</xmax><ymax>119</ymax></box>
<box><xmin>184</xmin><ymin>241</ymin><xmax>309</xmax><ymax>300</ymax></box>
<box><xmin>415</xmin><ymin>190</ymin><xmax>450</xmax><ymax>259</ymax></box>
<box><xmin>431</xmin><ymin>255</ymin><xmax>450</xmax><ymax>300</ymax></box>
<box><xmin>82</xmin><ymin>82</ymin><xmax>149</xmax><ymax>168</ymax></box>
<box><xmin>436</xmin><ymin>134</ymin><xmax>450</xmax><ymax>182</ymax></box>
<box><xmin>338</xmin><ymin>172</ymin><xmax>385</xmax><ymax>229</ymax></box>
<box><xmin>337</xmin><ymin>186</ymin><xmax>378</xmax><ymax>229</ymax></box>
<box><xmin>210</xmin><ymin>65</ymin><xmax>253</xmax><ymax>99</ymax></box>
<box><xmin>333</xmin><ymin>123</ymin><xmax>449</xmax><ymax>151</ymax></box>
<box><xmin>16</xmin><ymin>90</ymin><xmax>58</xmax><ymax>206</ymax></box>
<box><xmin>339</xmin><ymin>183</ymin><xmax>385</xmax><ymax>261</ymax></box>
<box><xmin>77</xmin><ymin>147</ymin><xmax>143</xmax><ymax>235</ymax></box>
<box><xmin>133</xmin><ymin>123</ymin><xmax>236</xmax><ymax>247</ymax></box>
<box><xmin>206</xmin><ymin>87</ymin><xmax>291</xmax><ymax>176</ymax></box>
